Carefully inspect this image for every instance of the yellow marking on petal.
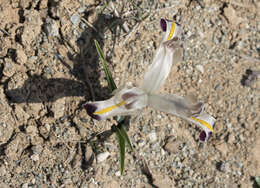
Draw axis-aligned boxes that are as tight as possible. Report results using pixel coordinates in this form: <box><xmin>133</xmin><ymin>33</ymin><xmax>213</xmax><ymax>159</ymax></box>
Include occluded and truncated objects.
<box><xmin>93</xmin><ymin>101</ymin><xmax>126</xmax><ymax>115</ymax></box>
<box><xmin>167</xmin><ymin>22</ymin><xmax>175</xmax><ymax>40</ymax></box>
<box><xmin>191</xmin><ymin>117</ymin><xmax>214</xmax><ymax>132</ymax></box>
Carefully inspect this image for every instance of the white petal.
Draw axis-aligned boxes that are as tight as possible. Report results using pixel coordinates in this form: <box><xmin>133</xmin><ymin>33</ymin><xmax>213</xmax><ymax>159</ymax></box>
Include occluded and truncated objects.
<box><xmin>147</xmin><ymin>94</ymin><xmax>215</xmax><ymax>139</ymax></box>
<box><xmin>141</xmin><ymin>20</ymin><xmax>182</xmax><ymax>93</ymax></box>
<box><xmin>84</xmin><ymin>87</ymin><xmax>147</xmax><ymax>120</ymax></box>
<box><xmin>162</xmin><ymin>19</ymin><xmax>182</xmax><ymax>42</ymax></box>
<box><xmin>189</xmin><ymin>113</ymin><xmax>216</xmax><ymax>142</ymax></box>
<box><xmin>147</xmin><ymin>94</ymin><xmax>204</xmax><ymax>118</ymax></box>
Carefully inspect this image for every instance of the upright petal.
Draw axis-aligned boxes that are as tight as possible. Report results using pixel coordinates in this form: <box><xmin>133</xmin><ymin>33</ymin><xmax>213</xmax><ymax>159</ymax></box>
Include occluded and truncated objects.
<box><xmin>160</xmin><ymin>19</ymin><xmax>182</xmax><ymax>42</ymax></box>
<box><xmin>147</xmin><ymin>94</ymin><xmax>215</xmax><ymax>141</ymax></box>
<box><xmin>141</xmin><ymin>19</ymin><xmax>183</xmax><ymax>93</ymax></box>
<box><xmin>84</xmin><ymin>87</ymin><xmax>148</xmax><ymax>120</ymax></box>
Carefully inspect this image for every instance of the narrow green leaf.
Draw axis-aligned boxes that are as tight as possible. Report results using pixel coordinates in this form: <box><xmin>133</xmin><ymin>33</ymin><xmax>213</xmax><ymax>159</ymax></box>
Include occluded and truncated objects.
<box><xmin>119</xmin><ymin>125</ymin><xmax>134</xmax><ymax>152</ymax></box>
<box><xmin>115</xmin><ymin>127</ymin><xmax>126</xmax><ymax>175</ymax></box>
<box><xmin>94</xmin><ymin>39</ymin><xmax>134</xmax><ymax>175</ymax></box>
<box><xmin>94</xmin><ymin>40</ymin><xmax>117</xmax><ymax>91</ymax></box>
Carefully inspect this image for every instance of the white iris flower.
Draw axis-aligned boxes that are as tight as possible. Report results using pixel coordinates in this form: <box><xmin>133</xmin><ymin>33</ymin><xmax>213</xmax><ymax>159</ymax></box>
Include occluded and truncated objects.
<box><xmin>84</xmin><ymin>19</ymin><xmax>216</xmax><ymax>142</ymax></box>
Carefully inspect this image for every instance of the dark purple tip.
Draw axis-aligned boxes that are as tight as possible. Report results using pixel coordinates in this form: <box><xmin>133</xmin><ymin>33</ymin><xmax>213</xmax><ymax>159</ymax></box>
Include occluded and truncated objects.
<box><xmin>199</xmin><ymin>131</ymin><xmax>207</xmax><ymax>141</ymax></box>
<box><xmin>83</xmin><ymin>103</ymin><xmax>101</xmax><ymax>120</ymax></box>
<box><xmin>199</xmin><ymin>131</ymin><xmax>212</xmax><ymax>142</ymax></box>
<box><xmin>160</xmin><ymin>19</ymin><xmax>167</xmax><ymax>32</ymax></box>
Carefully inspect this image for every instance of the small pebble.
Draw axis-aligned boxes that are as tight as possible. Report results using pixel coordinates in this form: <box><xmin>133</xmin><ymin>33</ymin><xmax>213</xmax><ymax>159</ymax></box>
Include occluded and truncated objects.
<box><xmin>71</xmin><ymin>13</ymin><xmax>80</xmax><ymax>25</ymax></box>
<box><xmin>31</xmin><ymin>154</ymin><xmax>39</xmax><ymax>161</ymax></box>
<box><xmin>97</xmin><ymin>152</ymin><xmax>110</xmax><ymax>163</ymax></box>
<box><xmin>44</xmin><ymin>18</ymin><xmax>59</xmax><ymax>37</ymax></box>
<box><xmin>115</xmin><ymin>171</ymin><xmax>121</xmax><ymax>176</ymax></box>
<box><xmin>149</xmin><ymin>131</ymin><xmax>157</xmax><ymax>142</ymax></box>
<box><xmin>78</xmin><ymin>7</ymin><xmax>86</xmax><ymax>13</ymax></box>
<box><xmin>196</xmin><ymin>65</ymin><xmax>204</xmax><ymax>74</ymax></box>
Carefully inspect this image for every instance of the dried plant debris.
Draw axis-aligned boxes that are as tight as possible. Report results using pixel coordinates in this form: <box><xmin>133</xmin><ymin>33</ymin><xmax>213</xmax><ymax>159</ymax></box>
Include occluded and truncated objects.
<box><xmin>241</xmin><ymin>69</ymin><xmax>259</xmax><ymax>87</ymax></box>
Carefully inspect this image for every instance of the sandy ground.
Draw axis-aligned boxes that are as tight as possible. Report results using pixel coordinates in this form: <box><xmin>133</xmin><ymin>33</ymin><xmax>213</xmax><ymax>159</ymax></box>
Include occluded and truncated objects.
<box><xmin>0</xmin><ymin>0</ymin><xmax>259</xmax><ymax>187</ymax></box>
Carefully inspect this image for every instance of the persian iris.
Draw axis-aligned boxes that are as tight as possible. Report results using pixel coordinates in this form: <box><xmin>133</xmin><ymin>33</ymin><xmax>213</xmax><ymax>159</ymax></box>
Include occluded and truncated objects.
<box><xmin>84</xmin><ymin>19</ymin><xmax>215</xmax><ymax>142</ymax></box>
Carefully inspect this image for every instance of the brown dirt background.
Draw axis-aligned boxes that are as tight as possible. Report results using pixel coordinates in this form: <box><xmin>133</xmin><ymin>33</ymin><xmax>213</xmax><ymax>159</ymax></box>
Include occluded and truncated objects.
<box><xmin>0</xmin><ymin>0</ymin><xmax>259</xmax><ymax>187</ymax></box>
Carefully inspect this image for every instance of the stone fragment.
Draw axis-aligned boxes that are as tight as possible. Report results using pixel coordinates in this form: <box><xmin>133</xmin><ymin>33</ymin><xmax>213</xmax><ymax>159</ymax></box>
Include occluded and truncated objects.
<box><xmin>44</xmin><ymin>18</ymin><xmax>60</xmax><ymax>37</ymax></box>
<box><xmin>224</xmin><ymin>5</ymin><xmax>243</xmax><ymax>26</ymax></box>
<box><xmin>97</xmin><ymin>152</ymin><xmax>110</xmax><ymax>163</ymax></box>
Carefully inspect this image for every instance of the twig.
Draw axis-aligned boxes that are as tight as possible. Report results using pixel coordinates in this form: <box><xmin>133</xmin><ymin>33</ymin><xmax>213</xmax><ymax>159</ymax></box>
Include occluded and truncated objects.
<box><xmin>110</xmin><ymin>1</ymin><xmax>130</xmax><ymax>33</ymax></box>
<box><xmin>81</xmin><ymin>17</ymin><xmax>98</xmax><ymax>32</ymax></box>
<box><xmin>119</xmin><ymin>22</ymin><xmax>141</xmax><ymax>47</ymax></box>
<box><xmin>0</xmin><ymin>28</ymin><xmax>10</xmax><ymax>36</ymax></box>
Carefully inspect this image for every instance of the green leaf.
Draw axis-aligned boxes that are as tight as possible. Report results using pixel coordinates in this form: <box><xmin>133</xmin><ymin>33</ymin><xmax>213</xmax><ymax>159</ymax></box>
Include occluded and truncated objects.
<box><xmin>115</xmin><ymin>126</ymin><xmax>126</xmax><ymax>175</ymax></box>
<box><xmin>94</xmin><ymin>39</ymin><xmax>134</xmax><ymax>175</ymax></box>
<box><xmin>119</xmin><ymin>124</ymin><xmax>134</xmax><ymax>152</ymax></box>
<box><xmin>94</xmin><ymin>40</ymin><xmax>117</xmax><ymax>91</ymax></box>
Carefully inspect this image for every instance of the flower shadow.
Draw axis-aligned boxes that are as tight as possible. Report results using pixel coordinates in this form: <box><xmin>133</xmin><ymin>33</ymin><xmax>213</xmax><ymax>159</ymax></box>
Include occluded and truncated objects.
<box><xmin>5</xmin><ymin>13</ymin><xmax>122</xmax><ymax>103</ymax></box>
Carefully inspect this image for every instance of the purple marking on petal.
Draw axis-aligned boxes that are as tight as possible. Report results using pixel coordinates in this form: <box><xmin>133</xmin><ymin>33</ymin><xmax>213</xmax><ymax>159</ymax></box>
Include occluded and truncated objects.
<box><xmin>199</xmin><ymin>131</ymin><xmax>207</xmax><ymax>142</ymax></box>
<box><xmin>160</xmin><ymin>19</ymin><xmax>167</xmax><ymax>32</ymax></box>
<box><xmin>83</xmin><ymin>103</ymin><xmax>101</xmax><ymax>120</ymax></box>
<box><xmin>122</xmin><ymin>92</ymin><xmax>138</xmax><ymax>101</ymax></box>
<box><xmin>208</xmin><ymin>132</ymin><xmax>213</xmax><ymax>139</ymax></box>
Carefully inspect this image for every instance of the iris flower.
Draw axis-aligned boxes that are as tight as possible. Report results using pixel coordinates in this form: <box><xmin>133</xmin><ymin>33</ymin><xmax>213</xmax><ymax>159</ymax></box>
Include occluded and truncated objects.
<box><xmin>84</xmin><ymin>19</ymin><xmax>216</xmax><ymax>142</ymax></box>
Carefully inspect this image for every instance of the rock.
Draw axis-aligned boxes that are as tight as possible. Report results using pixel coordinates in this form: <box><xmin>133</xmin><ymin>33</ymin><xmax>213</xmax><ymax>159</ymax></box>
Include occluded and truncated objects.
<box><xmin>224</xmin><ymin>5</ymin><xmax>244</xmax><ymax>26</ymax></box>
<box><xmin>5</xmin><ymin>133</ymin><xmax>30</xmax><ymax>161</ymax></box>
<box><xmin>26</xmin><ymin>125</ymin><xmax>38</xmax><ymax>137</ymax></box>
<box><xmin>51</xmin><ymin>97</ymin><xmax>66</xmax><ymax>119</ymax></box>
<box><xmin>115</xmin><ymin>171</ymin><xmax>121</xmax><ymax>176</ymax></box>
<box><xmin>164</xmin><ymin>136</ymin><xmax>180</xmax><ymax>154</ymax></box>
<box><xmin>31</xmin><ymin>145</ymin><xmax>43</xmax><ymax>155</ymax></box>
<box><xmin>153</xmin><ymin>174</ymin><xmax>176</xmax><ymax>188</ymax></box>
<box><xmin>149</xmin><ymin>131</ymin><xmax>157</xmax><ymax>142</ymax></box>
<box><xmin>31</xmin><ymin>154</ymin><xmax>39</xmax><ymax>161</ymax></box>
<box><xmin>14</xmin><ymin>105</ymin><xmax>30</xmax><ymax>122</ymax></box>
<box><xmin>97</xmin><ymin>152</ymin><xmax>110</xmax><ymax>163</ymax></box>
<box><xmin>0</xmin><ymin>6</ymin><xmax>19</xmax><ymax>26</ymax></box>
<box><xmin>0</xmin><ymin>165</ymin><xmax>7</xmax><ymax>177</ymax></box>
<box><xmin>3</xmin><ymin>58</ymin><xmax>16</xmax><ymax>77</ymax></box>
<box><xmin>19</xmin><ymin>0</ymin><xmax>31</xmax><ymax>9</ymax></box>
<box><xmin>21</xmin><ymin>10</ymin><xmax>43</xmax><ymax>47</ymax></box>
<box><xmin>44</xmin><ymin>18</ymin><xmax>60</xmax><ymax>37</ymax></box>
<box><xmin>196</xmin><ymin>64</ymin><xmax>204</xmax><ymax>74</ymax></box>
<box><xmin>84</xmin><ymin>145</ymin><xmax>94</xmax><ymax>165</ymax></box>
<box><xmin>21</xmin><ymin>183</ymin><xmax>28</xmax><ymax>188</ymax></box>
<box><xmin>70</xmin><ymin>13</ymin><xmax>80</xmax><ymax>25</ymax></box>
<box><xmin>78</xmin><ymin>6</ymin><xmax>86</xmax><ymax>13</ymax></box>
<box><xmin>15</xmin><ymin>49</ymin><xmax>27</xmax><ymax>65</ymax></box>
<box><xmin>6</xmin><ymin>71</ymin><xmax>29</xmax><ymax>103</ymax></box>
<box><xmin>0</xmin><ymin>87</ymin><xmax>15</xmax><ymax>144</ymax></box>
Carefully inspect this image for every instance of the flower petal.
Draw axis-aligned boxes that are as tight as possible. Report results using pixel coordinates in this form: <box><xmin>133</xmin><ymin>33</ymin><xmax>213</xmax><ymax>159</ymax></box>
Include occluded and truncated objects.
<box><xmin>160</xmin><ymin>19</ymin><xmax>167</xmax><ymax>32</ymax></box>
<box><xmin>141</xmin><ymin>38</ymin><xmax>183</xmax><ymax>93</ymax></box>
<box><xmin>160</xmin><ymin>19</ymin><xmax>182</xmax><ymax>42</ymax></box>
<box><xmin>147</xmin><ymin>93</ymin><xmax>215</xmax><ymax>140</ymax></box>
<box><xmin>84</xmin><ymin>87</ymin><xmax>148</xmax><ymax>120</ymax></box>
<box><xmin>190</xmin><ymin>113</ymin><xmax>216</xmax><ymax>142</ymax></box>
<box><xmin>147</xmin><ymin>94</ymin><xmax>204</xmax><ymax>118</ymax></box>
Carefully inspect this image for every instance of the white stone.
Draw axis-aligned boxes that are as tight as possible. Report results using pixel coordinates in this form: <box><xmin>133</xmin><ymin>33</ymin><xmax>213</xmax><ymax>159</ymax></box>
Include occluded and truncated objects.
<box><xmin>31</xmin><ymin>154</ymin><xmax>39</xmax><ymax>161</ymax></box>
<box><xmin>149</xmin><ymin>131</ymin><xmax>157</xmax><ymax>142</ymax></box>
<box><xmin>196</xmin><ymin>65</ymin><xmax>204</xmax><ymax>74</ymax></box>
<box><xmin>115</xmin><ymin>171</ymin><xmax>121</xmax><ymax>176</ymax></box>
<box><xmin>97</xmin><ymin>152</ymin><xmax>110</xmax><ymax>163</ymax></box>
